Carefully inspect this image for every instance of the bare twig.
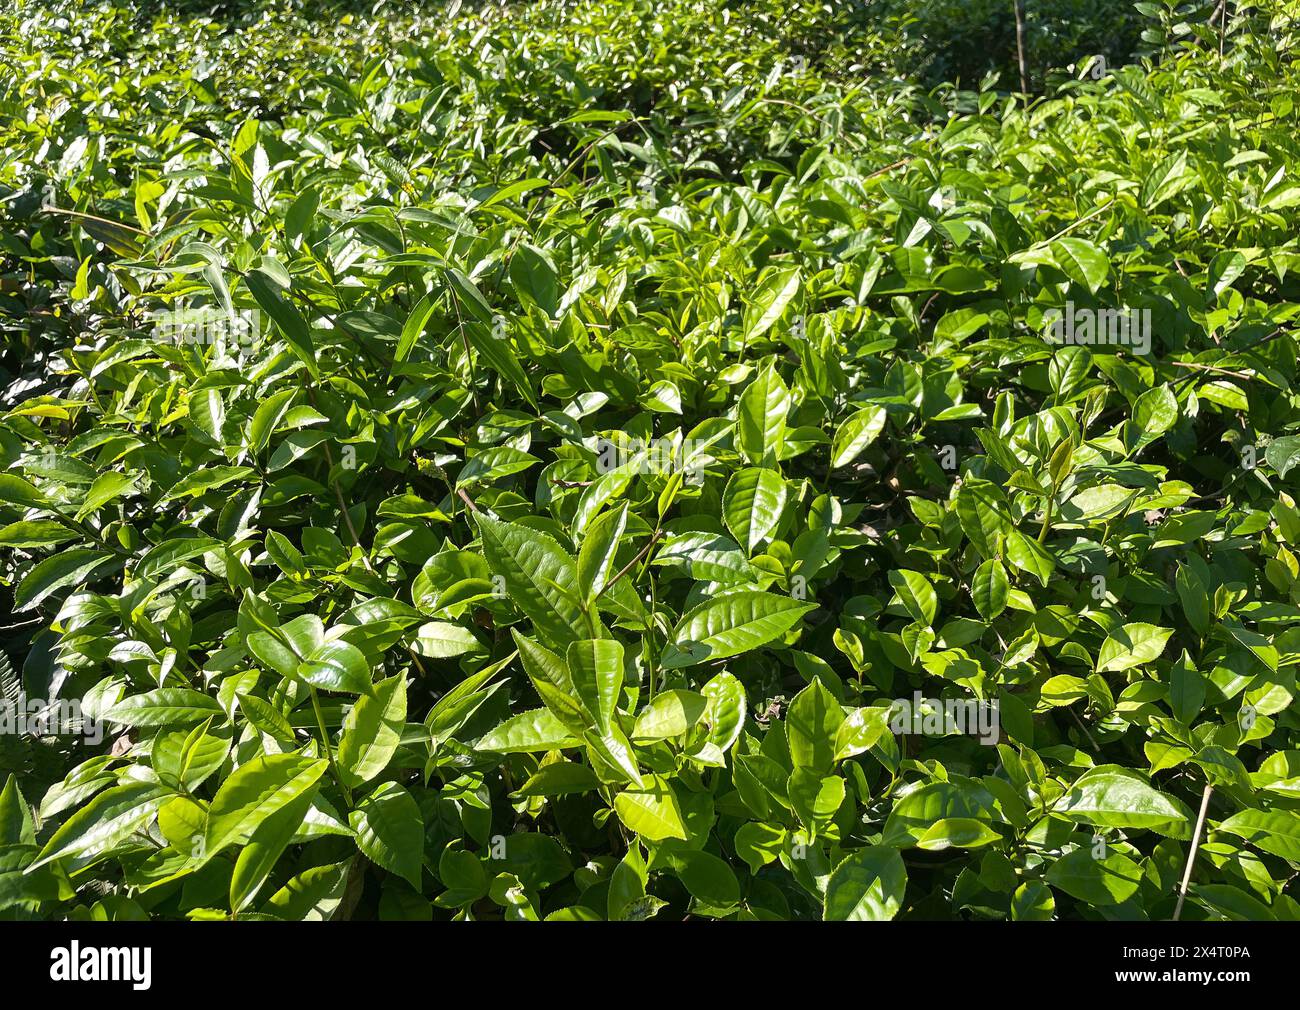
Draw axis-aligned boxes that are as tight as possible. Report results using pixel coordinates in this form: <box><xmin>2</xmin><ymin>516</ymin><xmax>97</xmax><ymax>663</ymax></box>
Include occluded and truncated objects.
<box><xmin>1169</xmin><ymin>361</ymin><xmax>1255</xmax><ymax>381</ymax></box>
<box><xmin>866</xmin><ymin>158</ymin><xmax>913</xmax><ymax>180</ymax></box>
<box><xmin>1173</xmin><ymin>784</ymin><xmax>1214</xmax><ymax>921</ymax></box>
<box><xmin>39</xmin><ymin>206</ymin><xmax>150</xmax><ymax>236</ymax></box>
<box><xmin>596</xmin><ymin>530</ymin><xmax>663</xmax><ymax>600</ymax></box>
<box><xmin>1013</xmin><ymin>0</ymin><xmax>1029</xmax><ymax>96</ymax></box>
<box><xmin>456</xmin><ymin>487</ymin><xmax>480</xmax><ymax>514</ymax></box>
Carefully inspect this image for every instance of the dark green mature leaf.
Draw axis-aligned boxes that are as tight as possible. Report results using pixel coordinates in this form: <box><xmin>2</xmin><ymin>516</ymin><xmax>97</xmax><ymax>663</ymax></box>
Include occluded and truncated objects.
<box><xmin>1045</xmin><ymin>847</ymin><xmax>1143</xmax><ymax>906</ymax></box>
<box><xmin>477</xmin><ymin>514</ymin><xmax>589</xmax><ymax>647</ymax></box>
<box><xmin>245</xmin><ymin>268</ymin><xmax>319</xmax><ymax>378</ymax></box>
<box><xmin>662</xmin><ymin>591</ymin><xmax>815</xmax><ymax>668</ymax></box>
<box><xmin>14</xmin><ymin>550</ymin><xmax>114</xmax><ymax>611</ymax></box>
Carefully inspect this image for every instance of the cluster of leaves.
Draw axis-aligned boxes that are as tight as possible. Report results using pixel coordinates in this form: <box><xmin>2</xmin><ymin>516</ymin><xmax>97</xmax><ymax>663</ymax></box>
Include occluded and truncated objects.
<box><xmin>858</xmin><ymin>0</ymin><xmax>1147</xmax><ymax>90</ymax></box>
<box><xmin>2</xmin><ymin>0</ymin><xmax>1300</xmax><ymax>921</ymax></box>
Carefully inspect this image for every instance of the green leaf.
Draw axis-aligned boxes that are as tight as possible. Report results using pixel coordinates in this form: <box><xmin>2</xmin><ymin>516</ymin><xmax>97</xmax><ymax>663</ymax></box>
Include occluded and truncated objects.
<box><xmin>105</xmin><ymin>689</ymin><xmax>225</xmax><ymax>727</ymax></box>
<box><xmin>613</xmin><ymin>775</ymin><xmax>688</xmax><ymax>841</ymax></box>
<box><xmin>262</xmin><ymin>861</ymin><xmax>349</xmax><ymax>921</ymax></box>
<box><xmin>0</xmin><ymin>776</ymin><xmax>34</xmax><ymax>846</ymax></box>
<box><xmin>204</xmin><ymin>754</ymin><xmax>328</xmax><ymax>858</ymax></box>
<box><xmin>1051</xmin><ymin>237</ymin><xmax>1109</xmax><ymax>294</ymax></box>
<box><xmin>971</xmin><ymin>559</ymin><xmax>1009</xmax><ymax>620</ymax></box>
<box><xmin>0</xmin><ymin>520</ymin><xmax>74</xmax><ymax>549</ymax></box>
<box><xmin>74</xmin><ymin>471</ymin><xmax>137</xmax><ymax>522</ymax></box>
<box><xmin>230</xmin><ymin>785</ymin><xmax>318</xmax><ymax>912</ymax></box>
<box><xmin>734</xmin><ymin>821</ymin><xmax>785</xmax><ymax>875</ymax></box>
<box><xmin>786</xmin><ymin>677</ymin><xmax>845</xmax><ymax>774</ymax></box>
<box><xmin>1096</xmin><ymin>623</ymin><xmax>1173</xmax><ymax>673</ymax></box>
<box><xmin>1216</xmin><ymin>809</ymin><xmax>1300</xmax><ymax>863</ymax></box>
<box><xmin>457</xmin><ymin>446</ymin><xmax>540</xmax><ymax>489</ymax></box>
<box><xmin>512</xmin><ymin>631</ymin><xmax>586</xmax><ymax>730</ymax></box>
<box><xmin>1045</xmin><ymin>846</ymin><xmax>1143</xmax><ymax>906</ymax></box>
<box><xmin>31</xmin><ymin>782</ymin><xmax>170</xmax><ymax>871</ymax></box>
<box><xmin>789</xmin><ymin>767</ymin><xmax>845</xmax><ymax>829</ymax></box>
<box><xmin>411</xmin><ymin>621</ymin><xmax>481</xmax><ymax>659</ymax></box>
<box><xmin>736</xmin><ymin>364</ymin><xmax>790</xmax><ymax>465</ymax></box>
<box><xmin>237</xmin><ymin>693</ymin><xmax>296</xmax><ymax>743</ymax></box>
<box><xmin>882</xmin><ymin>781</ymin><xmax>991</xmax><ymax>846</ymax></box>
<box><xmin>632</xmin><ymin>689</ymin><xmax>707</xmax><ymax>741</ymax></box>
<box><xmin>395</xmin><ymin>292</ymin><xmax>436</xmax><ymax>363</ymax></box>
<box><xmin>833</xmin><ymin>706</ymin><xmax>892</xmax><ymax>761</ymax></box>
<box><xmin>13</xmin><ymin>549</ymin><xmax>115</xmax><ymax>612</ymax></box>
<box><xmin>743</xmin><ymin>266</ymin><xmax>801</xmax><ymax>342</ymax></box>
<box><xmin>477</xmin><ymin>708</ymin><xmax>580</xmax><ymax>753</ymax></box>
<box><xmin>566</xmin><ymin>638</ymin><xmax>624</xmax><ymax>735</ymax></box>
<box><xmin>460</xmin><ymin>313</ymin><xmax>538</xmax><ymax>410</ymax></box>
<box><xmin>661</xmin><ymin>590</ymin><xmax>815</xmax><ymax>669</ymax></box>
<box><xmin>476</xmin><ymin>514</ymin><xmax>589</xmax><ymax>647</ymax></box>
<box><xmin>665</xmin><ymin>849</ymin><xmax>740</xmax><ymax>907</ymax></box>
<box><xmin>1128</xmin><ymin>384</ymin><xmax>1178</xmax><ymax>447</ymax></box>
<box><xmin>722</xmin><ymin>467</ymin><xmax>787</xmax><ymax>553</ymax></box>
<box><xmin>337</xmin><ymin>675</ymin><xmax>407</xmax><ymax>789</ymax></box>
<box><xmin>245</xmin><ymin>268</ymin><xmax>319</xmax><ymax>379</ymax></box>
<box><xmin>576</xmin><ymin>502</ymin><xmax>628</xmax><ymax>600</ymax></box>
<box><xmin>916</xmin><ymin>818</ymin><xmax>1001</xmax><ymax>850</ymax></box>
<box><xmin>1012</xmin><ymin>880</ymin><xmax>1055</xmax><ymax>920</ymax></box>
<box><xmin>1005</xmin><ymin>528</ymin><xmax>1054</xmax><ymax>586</ymax></box>
<box><xmin>152</xmin><ymin>723</ymin><xmax>230</xmax><ymax>792</ymax></box>
<box><xmin>1169</xmin><ymin>653</ymin><xmax>1204</xmax><ymax>725</ymax></box>
<box><xmin>701</xmin><ymin>671</ymin><xmax>746</xmax><ymax>753</ymax></box>
<box><xmin>514</xmin><ymin>761</ymin><xmax>601</xmax><ymax>798</ymax></box>
<box><xmin>247</xmin><ymin>388</ymin><xmax>297</xmax><ymax>455</ymax></box>
<box><xmin>823</xmin><ymin>846</ymin><xmax>907</xmax><ymax>921</ymax></box>
<box><xmin>1057</xmin><ymin>766</ymin><xmax>1190</xmax><ymax>836</ymax></box>
<box><xmin>247</xmin><ymin>630</ymin><xmax>301</xmax><ymax>679</ymax></box>
<box><xmin>509</xmin><ymin>242</ymin><xmax>559</xmax><ymax>317</ymax></box>
<box><xmin>1266</xmin><ymin>435</ymin><xmax>1300</xmax><ymax>479</ymax></box>
<box><xmin>0</xmin><ymin>473</ymin><xmax>50</xmax><ymax>508</ymax></box>
<box><xmin>435</xmin><ymin>847</ymin><xmax>489</xmax><ymax>908</ymax></box>
<box><xmin>298</xmin><ymin>640</ymin><xmax>374</xmax><ymax>695</ymax></box>
<box><xmin>830</xmin><ymin>406</ymin><xmax>887</xmax><ymax>468</ymax></box>
<box><xmin>158</xmin><ymin>465</ymin><xmax>256</xmax><ymax>503</ymax></box>
<box><xmin>887</xmin><ymin>568</ymin><xmax>937</xmax><ymax>626</ymax></box>
<box><xmin>349</xmin><ymin>781</ymin><xmax>424</xmax><ymax>888</ymax></box>
<box><xmin>1175</xmin><ymin>564</ymin><xmax>1210</xmax><ymax>638</ymax></box>
<box><xmin>134</xmin><ymin>535</ymin><xmax>221</xmax><ymax>580</ymax></box>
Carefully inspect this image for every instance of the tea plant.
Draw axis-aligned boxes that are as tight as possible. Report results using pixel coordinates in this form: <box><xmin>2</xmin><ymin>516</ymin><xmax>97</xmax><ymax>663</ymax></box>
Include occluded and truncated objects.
<box><xmin>1</xmin><ymin>0</ymin><xmax>1299</xmax><ymax>921</ymax></box>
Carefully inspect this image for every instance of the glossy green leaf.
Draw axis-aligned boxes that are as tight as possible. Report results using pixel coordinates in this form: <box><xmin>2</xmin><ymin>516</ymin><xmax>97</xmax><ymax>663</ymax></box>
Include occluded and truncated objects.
<box><xmin>661</xmin><ymin>591</ymin><xmax>815</xmax><ymax>669</ymax></box>
<box><xmin>823</xmin><ymin>846</ymin><xmax>907</xmax><ymax>921</ymax></box>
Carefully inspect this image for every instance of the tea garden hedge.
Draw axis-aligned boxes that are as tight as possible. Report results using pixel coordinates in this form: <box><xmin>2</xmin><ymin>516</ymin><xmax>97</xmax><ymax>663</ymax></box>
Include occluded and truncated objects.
<box><xmin>1</xmin><ymin>0</ymin><xmax>1299</xmax><ymax>921</ymax></box>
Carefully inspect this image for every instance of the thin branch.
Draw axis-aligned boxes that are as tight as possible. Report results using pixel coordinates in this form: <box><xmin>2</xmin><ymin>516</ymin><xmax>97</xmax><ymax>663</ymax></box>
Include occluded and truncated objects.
<box><xmin>456</xmin><ymin>487</ymin><xmax>480</xmax><ymax>514</ymax></box>
<box><xmin>1013</xmin><ymin>0</ymin><xmax>1029</xmax><ymax>96</ymax></box>
<box><xmin>1169</xmin><ymin>361</ymin><xmax>1255</xmax><ymax>381</ymax></box>
<box><xmin>40</xmin><ymin>206</ymin><xmax>150</xmax><ymax>236</ymax></box>
<box><xmin>1173</xmin><ymin>784</ymin><xmax>1214</xmax><ymax>921</ymax></box>
<box><xmin>596</xmin><ymin>530</ymin><xmax>663</xmax><ymax>600</ymax></box>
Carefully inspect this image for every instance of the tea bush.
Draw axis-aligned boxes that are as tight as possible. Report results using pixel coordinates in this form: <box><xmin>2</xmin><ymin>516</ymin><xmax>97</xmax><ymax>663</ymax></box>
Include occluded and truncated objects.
<box><xmin>1</xmin><ymin>0</ymin><xmax>1299</xmax><ymax>921</ymax></box>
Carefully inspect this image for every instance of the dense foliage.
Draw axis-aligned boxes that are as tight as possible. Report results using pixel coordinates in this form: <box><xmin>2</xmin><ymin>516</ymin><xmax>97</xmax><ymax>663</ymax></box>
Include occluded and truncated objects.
<box><xmin>2</xmin><ymin>0</ymin><xmax>1300</xmax><ymax>921</ymax></box>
